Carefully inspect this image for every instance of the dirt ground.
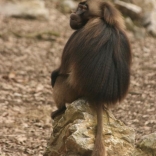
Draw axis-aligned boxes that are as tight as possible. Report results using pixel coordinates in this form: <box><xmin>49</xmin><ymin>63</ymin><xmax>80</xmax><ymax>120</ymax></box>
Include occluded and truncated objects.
<box><xmin>0</xmin><ymin>1</ymin><xmax>155</xmax><ymax>156</ymax></box>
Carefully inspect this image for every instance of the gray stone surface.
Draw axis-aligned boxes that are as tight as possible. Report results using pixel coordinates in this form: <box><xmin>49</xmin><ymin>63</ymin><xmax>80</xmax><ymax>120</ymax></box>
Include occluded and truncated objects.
<box><xmin>44</xmin><ymin>99</ymin><xmax>136</xmax><ymax>156</ymax></box>
<box><xmin>44</xmin><ymin>99</ymin><xmax>155</xmax><ymax>156</ymax></box>
<box><xmin>0</xmin><ymin>0</ymin><xmax>49</xmax><ymax>20</ymax></box>
<box><xmin>115</xmin><ymin>0</ymin><xmax>142</xmax><ymax>20</ymax></box>
<box><xmin>119</xmin><ymin>0</ymin><xmax>156</xmax><ymax>37</ymax></box>
<box><xmin>137</xmin><ymin>133</ymin><xmax>156</xmax><ymax>155</ymax></box>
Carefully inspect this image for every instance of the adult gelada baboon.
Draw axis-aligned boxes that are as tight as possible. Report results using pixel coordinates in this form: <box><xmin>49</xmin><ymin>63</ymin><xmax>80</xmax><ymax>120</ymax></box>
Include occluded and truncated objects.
<box><xmin>51</xmin><ymin>0</ymin><xmax>132</xmax><ymax>155</ymax></box>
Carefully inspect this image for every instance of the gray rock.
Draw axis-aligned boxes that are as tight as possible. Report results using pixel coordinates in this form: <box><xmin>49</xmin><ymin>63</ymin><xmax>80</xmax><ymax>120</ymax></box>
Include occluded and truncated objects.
<box><xmin>44</xmin><ymin>99</ymin><xmax>156</xmax><ymax>156</ymax></box>
<box><xmin>122</xmin><ymin>0</ymin><xmax>156</xmax><ymax>37</ymax></box>
<box><xmin>44</xmin><ymin>99</ymin><xmax>136</xmax><ymax>156</ymax></box>
<box><xmin>132</xmin><ymin>133</ymin><xmax>156</xmax><ymax>156</ymax></box>
<box><xmin>132</xmin><ymin>0</ymin><xmax>156</xmax><ymax>12</ymax></box>
<box><xmin>134</xmin><ymin>0</ymin><xmax>156</xmax><ymax>37</ymax></box>
<box><xmin>144</xmin><ymin>12</ymin><xmax>156</xmax><ymax>37</ymax></box>
<box><xmin>137</xmin><ymin>133</ymin><xmax>156</xmax><ymax>155</ymax></box>
<box><xmin>55</xmin><ymin>0</ymin><xmax>77</xmax><ymax>13</ymax></box>
<box><xmin>0</xmin><ymin>0</ymin><xmax>49</xmax><ymax>20</ymax></box>
<box><xmin>63</xmin><ymin>0</ymin><xmax>77</xmax><ymax>12</ymax></box>
<box><xmin>115</xmin><ymin>0</ymin><xmax>142</xmax><ymax>20</ymax></box>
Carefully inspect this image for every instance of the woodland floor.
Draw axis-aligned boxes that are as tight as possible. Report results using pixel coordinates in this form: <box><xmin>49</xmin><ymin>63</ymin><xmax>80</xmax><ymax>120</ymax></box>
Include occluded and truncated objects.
<box><xmin>0</xmin><ymin>1</ymin><xmax>156</xmax><ymax>156</ymax></box>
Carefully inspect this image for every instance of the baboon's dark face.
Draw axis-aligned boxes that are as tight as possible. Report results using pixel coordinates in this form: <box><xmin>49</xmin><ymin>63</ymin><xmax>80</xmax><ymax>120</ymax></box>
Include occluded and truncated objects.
<box><xmin>70</xmin><ymin>1</ymin><xmax>90</xmax><ymax>30</ymax></box>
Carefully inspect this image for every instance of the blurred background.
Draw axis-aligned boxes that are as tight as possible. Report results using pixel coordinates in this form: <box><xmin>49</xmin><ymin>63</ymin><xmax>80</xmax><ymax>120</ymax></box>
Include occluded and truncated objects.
<box><xmin>0</xmin><ymin>0</ymin><xmax>155</xmax><ymax>156</ymax></box>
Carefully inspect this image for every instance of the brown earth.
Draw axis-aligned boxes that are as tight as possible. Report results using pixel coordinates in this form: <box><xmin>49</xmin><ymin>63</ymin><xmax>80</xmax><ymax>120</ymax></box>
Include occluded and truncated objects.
<box><xmin>0</xmin><ymin>1</ymin><xmax>155</xmax><ymax>156</ymax></box>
